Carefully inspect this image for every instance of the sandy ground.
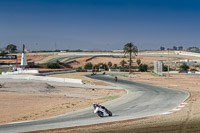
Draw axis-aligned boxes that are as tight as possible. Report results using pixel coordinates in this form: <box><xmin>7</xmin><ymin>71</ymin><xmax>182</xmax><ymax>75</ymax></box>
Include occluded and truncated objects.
<box><xmin>33</xmin><ymin>72</ymin><xmax>200</xmax><ymax>133</ymax></box>
<box><xmin>0</xmin><ymin>80</ymin><xmax>125</xmax><ymax>124</ymax></box>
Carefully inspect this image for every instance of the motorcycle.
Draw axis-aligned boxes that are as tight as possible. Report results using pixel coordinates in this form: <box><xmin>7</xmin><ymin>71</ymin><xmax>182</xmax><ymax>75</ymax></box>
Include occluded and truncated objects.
<box><xmin>93</xmin><ymin>103</ymin><xmax>112</xmax><ymax>117</ymax></box>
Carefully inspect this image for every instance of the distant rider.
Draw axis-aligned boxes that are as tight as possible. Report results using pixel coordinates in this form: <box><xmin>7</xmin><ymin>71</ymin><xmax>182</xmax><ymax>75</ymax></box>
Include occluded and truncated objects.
<box><xmin>115</xmin><ymin>76</ymin><xmax>118</xmax><ymax>82</ymax></box>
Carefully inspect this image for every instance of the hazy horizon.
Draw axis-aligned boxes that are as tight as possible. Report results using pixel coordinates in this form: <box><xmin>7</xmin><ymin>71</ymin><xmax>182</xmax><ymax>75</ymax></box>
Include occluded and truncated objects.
<box><xmin>0</xmin><ymin>0</ymin><xmax>200</xmax><ymax>51</ymax></box>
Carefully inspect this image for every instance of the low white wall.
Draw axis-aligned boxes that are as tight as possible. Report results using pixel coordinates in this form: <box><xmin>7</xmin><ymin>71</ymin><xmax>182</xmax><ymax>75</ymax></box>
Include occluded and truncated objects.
<box><xmin>2</xmin><ymin>70</ymin><xmax>75</xmax><ymax>76</ymax></box>
<box><xmin>2</xmin><ymin>70</ymin><xmax>39</xmax><ymax>75</ymax></box>
<box><xmin>169</xmin><ymin>71</ymin><xmax>179</xmax><ymax>74</ymax></box>
<box><xmin>109</xmin><ymin>69</ymin><xmax>120</xmax><ymax>72</ymax></box>
<box><xmin>163</xmin><ymin>71</ymin><xmax>200</xmax><ymax>74</ymax></box>
<box><xmin>0</xmin><ymin>75</ymin><xmax>83</xmax><ymax>84</ymax></box>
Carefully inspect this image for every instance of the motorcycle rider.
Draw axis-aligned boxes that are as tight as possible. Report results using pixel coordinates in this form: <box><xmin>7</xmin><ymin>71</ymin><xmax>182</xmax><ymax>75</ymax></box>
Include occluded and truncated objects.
<box><xmin>115</xmin><ymin>76</ymin><xmax>118</xmax><ymax>82</ymax></box>
<box><xmin>93</xmin><ymin>103</ymin><xmax>112</xmax><ymax>117</ymax></box>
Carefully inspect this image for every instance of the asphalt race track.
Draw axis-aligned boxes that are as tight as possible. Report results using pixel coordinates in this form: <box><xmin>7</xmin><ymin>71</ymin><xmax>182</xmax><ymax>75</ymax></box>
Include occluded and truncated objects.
<box><xmin>0</xmin><ymin>74</ymin><xmax>189</xmax><ymax>133</ymax></box>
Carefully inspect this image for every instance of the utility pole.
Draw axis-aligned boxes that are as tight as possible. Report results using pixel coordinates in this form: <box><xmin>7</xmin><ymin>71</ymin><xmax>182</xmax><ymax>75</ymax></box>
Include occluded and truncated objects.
<box><xmin>55</xmin><ymin>43</ymin><xmax>57</xmax><ymax>51</ymax></box>
<box><xmin>35</xmin><ymin>43</ymin><xmax>38</xmax><ymax>52</ymax></box>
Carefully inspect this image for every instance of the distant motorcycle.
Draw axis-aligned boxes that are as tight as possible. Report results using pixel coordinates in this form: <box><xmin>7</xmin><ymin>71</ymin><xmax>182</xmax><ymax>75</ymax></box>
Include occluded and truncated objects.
<box><xmin>93</xmin><ymin>103</ymin><xmax>112</xmax><ymax>117</ymax></box>
<box><xmin>115</xmin><ymin>76</ymin><xmax>118</xmax><ymax>82</ymax></box>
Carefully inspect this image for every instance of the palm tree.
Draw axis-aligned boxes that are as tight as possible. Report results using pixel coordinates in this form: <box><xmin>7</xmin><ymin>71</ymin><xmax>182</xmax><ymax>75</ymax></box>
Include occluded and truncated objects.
<box><xmin>123</xmin><ymin>42</ymin><xmax>138</xmax><ymax>73</ymax></box>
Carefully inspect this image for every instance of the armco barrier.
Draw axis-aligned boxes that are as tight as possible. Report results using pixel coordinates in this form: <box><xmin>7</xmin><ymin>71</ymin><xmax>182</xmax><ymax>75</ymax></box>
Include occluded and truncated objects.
<box><xmin>109</xmin><ymin>69</ymin><xmax>120</xmax><ymax>72</ymax></box>
<box><xmin>39</xmin><ymin>70</ymin><xmax>76</xmax><ymax>76</ymax></box>
<box><xmin>0</xmin><ymin>75</ymin><xmax>83</xmax><ymax>84</ymax></box>
<box><xmin>0</xmin><ymin>75</ymin><xmax>30</xmax><ymax>80</ymax></box>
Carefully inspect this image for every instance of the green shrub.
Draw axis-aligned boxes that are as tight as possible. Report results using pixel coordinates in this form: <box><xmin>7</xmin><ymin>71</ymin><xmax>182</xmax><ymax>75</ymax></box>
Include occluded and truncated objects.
<box><xmin>77</xmin><ymin>66</ymin><xmax>82</xmax><ymax>70</ymax></box>
<box><xmin>179</xmin><ymin>63</ymin><xmax>189</xmax><ymax>72</ymax></box>
<box><xmin>84</xmin><ymin>62</ymin><xmax>93</xmax><ymax>69</ymax></box>
<box><xmin>163</xmin><ymin>64</ymin><xmax>168</xmax><ymax>71</ymax></box>
<box><xmin>47</xmin><ymin>63</ymin><xmax>61</xmax><ymax>69</ymax></box>
<box><xmin>151</xmin><ymin>72</ymin><xmax>167</xmax><ymax>77</ymax></box>
<box><xmin>97</xmin><ymin>63</ymin><xmax>108</xmax><ymax>70</ymax></box>
<box><xmin>194</xmin><ymin>64</ymin><xmax>200</xmax><ymax>68</ymax></box>
<box><xmin>139</xmin><ymin>64</ymin><xmax>148</xmax><ymax>72</ymax></box>
<box><xmin>190</xmin><ymin>68</ymin><xmax>198</xmax><ymax>72</ymax></box>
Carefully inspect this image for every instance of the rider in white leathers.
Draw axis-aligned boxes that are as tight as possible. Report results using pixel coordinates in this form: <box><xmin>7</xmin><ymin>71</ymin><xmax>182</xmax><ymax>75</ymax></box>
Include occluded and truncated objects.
<box><xmin>93</xmin><ymin>103</ymin><xmax>112</xmax><ymax>117</ymax></box>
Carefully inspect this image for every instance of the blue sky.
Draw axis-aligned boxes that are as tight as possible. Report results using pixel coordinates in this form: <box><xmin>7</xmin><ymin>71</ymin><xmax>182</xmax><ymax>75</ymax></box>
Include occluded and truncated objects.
<box><xmin>0</xmin><ymin>0</ymin><xmax>200</xmax><ymax>51</ymax></box>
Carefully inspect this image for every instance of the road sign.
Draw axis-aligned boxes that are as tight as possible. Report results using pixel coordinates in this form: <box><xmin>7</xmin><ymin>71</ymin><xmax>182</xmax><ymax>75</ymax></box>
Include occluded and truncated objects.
<box><xmin>0</xmin><ymin>55</ymin><xmax>17</xmax><ymax>59</ymax></box>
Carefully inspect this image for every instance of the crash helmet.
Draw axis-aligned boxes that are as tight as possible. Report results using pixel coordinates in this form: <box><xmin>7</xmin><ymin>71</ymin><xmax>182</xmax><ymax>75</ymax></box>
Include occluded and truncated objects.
<box><xmin>93</xmin><ymin>103</ymin><xmax>97</xmax><ymax>108</ymax></box>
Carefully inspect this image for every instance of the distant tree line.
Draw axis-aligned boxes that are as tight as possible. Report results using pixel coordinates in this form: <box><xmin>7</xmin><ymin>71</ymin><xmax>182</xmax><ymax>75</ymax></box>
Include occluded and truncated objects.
<box><xmin>187</xmin><ymin>47</ymin><xmax>200</xmax><ymax>52</ymax></box>
<box><xmin>160</xmin><ymin>46</ymin><xmax>184</xmax><ymax>51</ymax></box>
<box><xmin>0</xmin><ymin>44</ymin><xmax>17</xmax><ymax>54</ymax></box>
<box><xmin>160</xmin><ymin>46</ymin><xmax>200</xmax><ymax>52</ymax></box>
<box><xmin>82</xmin><ymin>58</ymin><xmax>148</xmax><ymax>72</ymax></box>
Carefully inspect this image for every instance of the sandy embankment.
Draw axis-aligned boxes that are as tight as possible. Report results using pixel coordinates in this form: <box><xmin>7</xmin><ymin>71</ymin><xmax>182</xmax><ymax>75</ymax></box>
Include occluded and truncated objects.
<box><xmin>35</xmin><ymin>72</ymin><xmax>200</xmax><ymax>133</ymax></box>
